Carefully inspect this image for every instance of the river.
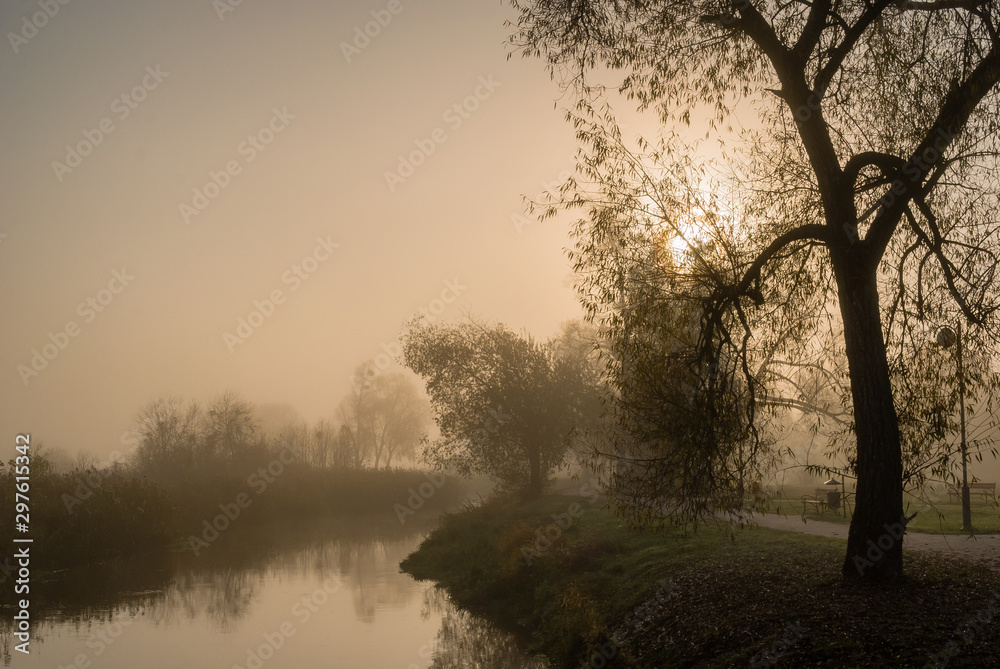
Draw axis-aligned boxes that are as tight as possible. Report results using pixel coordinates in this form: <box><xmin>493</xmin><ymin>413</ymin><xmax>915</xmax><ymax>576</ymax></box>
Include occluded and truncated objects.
<box><xmin>1</xmin><ymin>515</ymin><xmax>547</xmax><ymax>668</ymax></box>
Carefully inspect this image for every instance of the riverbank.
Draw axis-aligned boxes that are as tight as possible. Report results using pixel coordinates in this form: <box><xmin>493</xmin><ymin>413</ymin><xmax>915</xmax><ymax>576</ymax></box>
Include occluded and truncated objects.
<box><xmin>0</xmin><ymin>464</ymin><xmax>466</xmax><ymax>574</ymax></box>
<box><xmin>401</xmin><ymin>493</ymin><xmax>1000</xmax><ymax>668</ymax></box>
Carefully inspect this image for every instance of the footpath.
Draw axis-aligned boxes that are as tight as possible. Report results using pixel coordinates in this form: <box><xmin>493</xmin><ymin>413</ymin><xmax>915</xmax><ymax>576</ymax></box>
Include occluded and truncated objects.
<box><xmin>753</xmin><ymin>512</ymin><xmax>1000</xmax><ymax>571</ymax></box>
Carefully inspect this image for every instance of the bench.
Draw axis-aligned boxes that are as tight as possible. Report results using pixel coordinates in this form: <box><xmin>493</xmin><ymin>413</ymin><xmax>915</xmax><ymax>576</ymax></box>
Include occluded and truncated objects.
<box><xmin>800</xmin><ymin>498</ymin><xmax>828</xmax><ymax>516</ymax></box>
<box><xmin>947</xmin><ymin>482</ymin><xmax>997</xmax><ymax>503</ymax></box>
<box><xmin>801</xmin><ymin>487</ymin><xmax>840</xmax><ymax>517</ymax></box>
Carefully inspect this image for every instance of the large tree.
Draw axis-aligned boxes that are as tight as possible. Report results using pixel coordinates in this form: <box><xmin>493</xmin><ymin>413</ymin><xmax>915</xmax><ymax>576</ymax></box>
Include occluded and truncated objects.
<box><xmin>401</xmin><ymin>319</ymin><xmax>594</xmax><ymax>496</ymax></box>
<box><xmin>510</xmin><ymin>1</ymin><xmax>1000</xmax><ymax>581</ymax></box>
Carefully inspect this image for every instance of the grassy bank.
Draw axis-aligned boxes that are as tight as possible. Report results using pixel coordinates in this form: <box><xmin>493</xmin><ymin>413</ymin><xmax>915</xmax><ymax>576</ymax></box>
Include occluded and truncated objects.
<box><xmin>401</xmin><ymin>493</ymin><xmax>1000</xmax><ymax>668</ymax></box>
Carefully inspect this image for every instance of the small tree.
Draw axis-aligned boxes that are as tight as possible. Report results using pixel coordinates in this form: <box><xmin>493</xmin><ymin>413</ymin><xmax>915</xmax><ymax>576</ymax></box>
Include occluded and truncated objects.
<box><xmin>402</xmin><ymin>318</ymin><xmax>593</xmax><ymax>497</ymax></box>
<box><xmin>312</xmin><ymin>419</ymin><xmax>336</xmax><ymax>469</ymax></box>
<box><xmin>549</xmin><ymin>319</ymin><xmax>610</xmax><ymax>466</ymax></box>
<box><xmin>374</xmin><ymin>374</ymin><xmax>432</xmax><ymax>469</ymax></box>
<box><xmin>335</xmin><ymin>364</ymin><xmax>432</xmax><ymax>469</ymax></box>
<box><xmin>131</xmin><ymin>397</ymin><xmax>202</xmax><ymax>479</ymax></box>
<box><xmin>203</xmin><ymin>390</ymin><xmax>259</xmax><ymax>461</ymax></box>
<box><xmin>332</xmin><ymin>424</ymin><xmax>356</xmax><ymax>470</ymax></box>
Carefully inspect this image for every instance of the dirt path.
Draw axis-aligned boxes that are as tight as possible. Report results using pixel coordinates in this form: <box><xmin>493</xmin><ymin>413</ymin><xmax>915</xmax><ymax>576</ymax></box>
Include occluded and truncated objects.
<box><xmin>752</xmin><ymin>512</ymin><xmax>1000</xmax><ymax>572</ymax></box>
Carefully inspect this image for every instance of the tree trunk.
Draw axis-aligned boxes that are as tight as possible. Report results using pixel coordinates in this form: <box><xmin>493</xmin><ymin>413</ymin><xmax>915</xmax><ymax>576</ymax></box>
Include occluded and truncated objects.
<box><xmin>525</xmin><ymin>442</ymin><xmax>543</xmax><ymax>499</ymax></box>
<box><xmin>834</xmin><ymin>256</ymin><xmax>904</xmax><ymax>583</ymax></box>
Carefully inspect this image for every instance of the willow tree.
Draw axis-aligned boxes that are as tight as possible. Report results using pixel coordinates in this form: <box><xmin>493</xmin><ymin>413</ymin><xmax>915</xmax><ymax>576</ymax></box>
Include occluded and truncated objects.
<box><xmin>510</xmin><ymin>1</ymin><xmax>1000</xmax><ymax>582</ymax></box>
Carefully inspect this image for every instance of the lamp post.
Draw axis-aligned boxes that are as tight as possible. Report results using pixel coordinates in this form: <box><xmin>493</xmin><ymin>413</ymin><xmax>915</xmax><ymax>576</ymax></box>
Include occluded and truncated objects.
<box><xmin>937</xmin><ymin>323</ymin><xmax>972</xmax><ymax>531</ymax></box>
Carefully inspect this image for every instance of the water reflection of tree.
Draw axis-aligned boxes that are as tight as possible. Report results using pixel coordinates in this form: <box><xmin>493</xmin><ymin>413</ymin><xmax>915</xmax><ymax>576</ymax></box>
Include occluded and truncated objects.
<box><xmin>112</xmin><ymin>565</ymin><xmax>262</xmax><ymax>634</ymax></box>
<box><xmin>204</xmin><ymin>569</ymin><xmax>255</xmax><ymax>632</ymax></box>
<box><xmin>0</xmin><ymin>616</ymin><xmax>63</xmax><ymax>668</ymax></box>
<box><xmin>1</xmin><ymin>618</ymin><xmax>9</xmax><ymax>668</ymax></box>
<box><xmin>418</xmin><ymin>588</ymin><xmax>547</xmax><ymax>669</ymax></box>
<box><xmin>421</xmin><ymin>585</ymin><xmax>451</xmax><ymax>620</ymax></box>
<box><xmin>429</xmin><ymin>605</ymin><xmax>548</xmax><ymax>669</ymax></box>
<box><xmin>341</xmin><ymin>538</ymin><xmax>419</xmax><ymax>623</ymax></box>
<box><xmin>1</xmin><ymin>530</ymin><xmax>548</xmax><ymax>669</ymax></box>
<box><xmin>186</xmin><ymin>517</ymin><xmax>427</xmax><ymax>625</ymax></box>
<box><xmin>144</xmin><ymin>534</ymin><xmax>422</xmax><ymax>629</ymax></box>
<box><xmin>198</xmin><ymin>568</ymin><xmax>256</xmax><ymax>633</ymax></box>
<box><xmin>14</xmin><ymin>519</ymin><xmax>432</xmax><ymax>652</ymax></box>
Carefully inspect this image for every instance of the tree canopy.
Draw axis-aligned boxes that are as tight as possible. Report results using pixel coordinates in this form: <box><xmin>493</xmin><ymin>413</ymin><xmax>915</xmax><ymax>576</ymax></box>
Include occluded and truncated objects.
<box><xmin>401</xmin><ymin>319</ymin><xmax>596</xmax><ymax>496</ymax></box>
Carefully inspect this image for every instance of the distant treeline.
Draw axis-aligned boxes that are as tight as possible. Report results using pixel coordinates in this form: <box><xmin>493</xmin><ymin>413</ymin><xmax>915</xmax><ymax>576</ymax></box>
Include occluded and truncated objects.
<box><xmin>1</xmin><ymin>390</ymin><xmax>461</xmax><ymax>572</ymax></box>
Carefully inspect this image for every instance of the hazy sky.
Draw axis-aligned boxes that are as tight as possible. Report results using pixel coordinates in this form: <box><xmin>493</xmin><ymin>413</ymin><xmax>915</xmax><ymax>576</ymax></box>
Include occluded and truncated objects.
<box><xmin>1</xmin><ymin>0</ymin><xmax>586</xmax><ymax>458</ymax></box>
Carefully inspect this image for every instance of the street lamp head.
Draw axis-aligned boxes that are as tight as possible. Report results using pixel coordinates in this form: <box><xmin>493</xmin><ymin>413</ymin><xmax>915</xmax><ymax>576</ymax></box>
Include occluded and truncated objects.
<box><xmin>936</xmin><ymin>326</ymin><xmax>958</xmax><ymax>348</ymax></box>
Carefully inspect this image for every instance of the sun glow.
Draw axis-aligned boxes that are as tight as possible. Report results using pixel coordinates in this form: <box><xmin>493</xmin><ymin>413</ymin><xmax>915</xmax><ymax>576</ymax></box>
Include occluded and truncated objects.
<box><xmin>669</xmin><ymin>207</ymin><xmax>709</xmax><ymax>256</ymax></box>
<box><xmin>637</xmin><ymin>195</ymin><xmax>711</xmax><ymax>260</ymax></box>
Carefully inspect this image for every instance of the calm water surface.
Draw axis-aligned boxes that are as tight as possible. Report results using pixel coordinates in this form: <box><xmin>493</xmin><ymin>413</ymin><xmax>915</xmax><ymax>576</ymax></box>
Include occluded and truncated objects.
<box><xmin>2</xmin><ymin>517</ymin><xmax>547</xmax><ymax>669</ymax></box>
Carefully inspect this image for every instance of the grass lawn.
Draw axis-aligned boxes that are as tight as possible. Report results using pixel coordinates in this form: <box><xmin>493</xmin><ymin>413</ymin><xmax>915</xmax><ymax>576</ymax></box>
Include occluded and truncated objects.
<box><xmin>402</xmin><ymin>493</ymin><xmax>1000</xmax><ymax>668</ymax></box>
<box><xmin>769</xmin><ymin>485</ymin><xmax>1000</xmax><ymax>534</ymax></box>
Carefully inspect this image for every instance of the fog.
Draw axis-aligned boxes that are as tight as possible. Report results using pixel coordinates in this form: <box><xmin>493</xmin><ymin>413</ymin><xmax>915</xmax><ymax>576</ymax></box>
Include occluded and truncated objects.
<box><xmin>1</xmin><ymin>0</ymin><xmax>581</xmax><ymax>457</ymax></box>
<box><xmin>4</xmin><ymin>3</ymin><xmax>1000</xmax><ymax>668</ymax></box>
